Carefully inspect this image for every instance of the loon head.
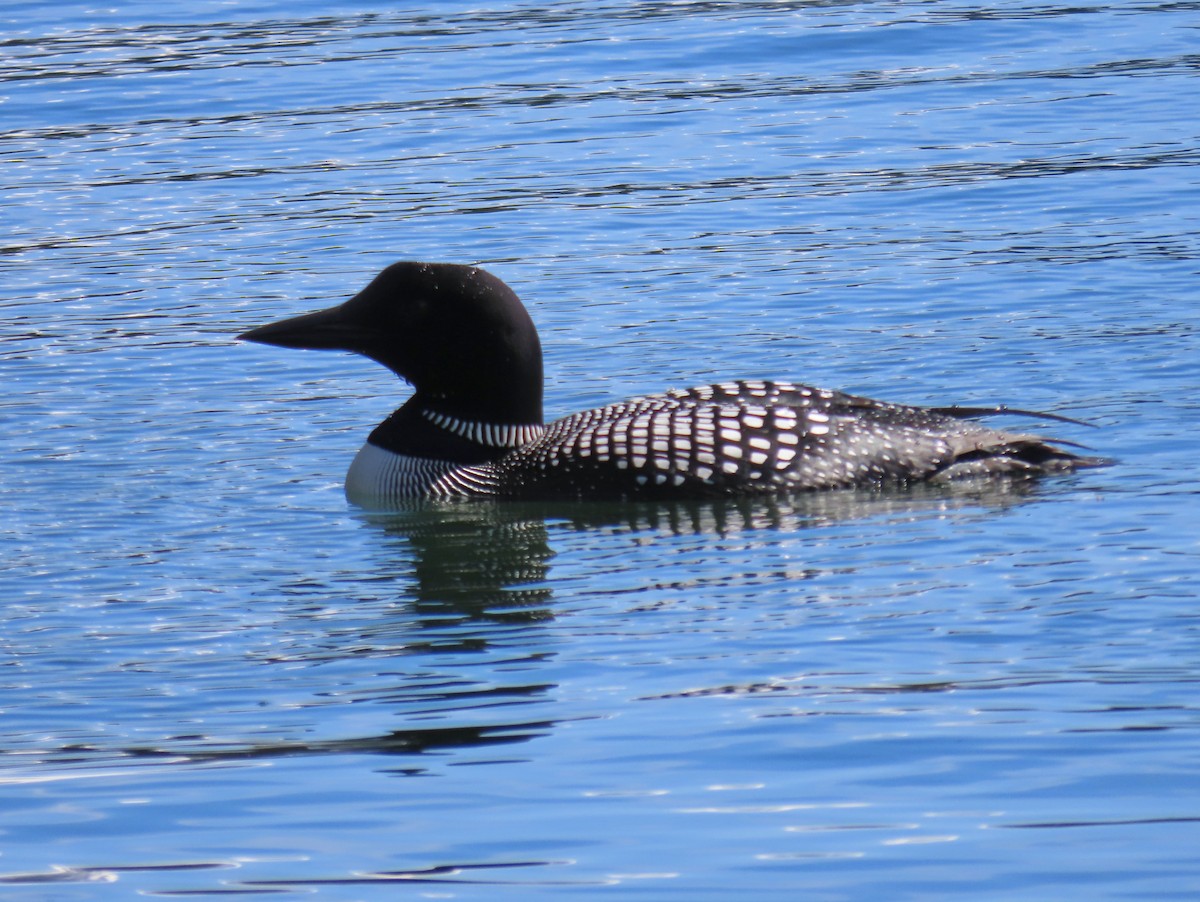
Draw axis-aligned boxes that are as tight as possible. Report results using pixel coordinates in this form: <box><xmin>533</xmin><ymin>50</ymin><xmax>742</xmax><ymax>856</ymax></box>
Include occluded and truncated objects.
<box><xmin>239</xmin><ymin>262</ymin><xmax>544</xmax><ymax>424</ymax></box>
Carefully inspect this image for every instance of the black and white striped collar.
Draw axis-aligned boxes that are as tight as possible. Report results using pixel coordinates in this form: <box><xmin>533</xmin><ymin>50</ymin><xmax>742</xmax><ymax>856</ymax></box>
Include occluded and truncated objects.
<box><xmin>421</xmin><ymin>408</ymin><xmax>543</xmax><ymax>449</ymax></box>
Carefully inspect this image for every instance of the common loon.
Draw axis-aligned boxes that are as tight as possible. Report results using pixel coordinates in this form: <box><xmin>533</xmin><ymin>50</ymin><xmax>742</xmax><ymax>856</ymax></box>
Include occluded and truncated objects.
<box><xmin>239</xmin><ymin>262</ymin><xmax>1102</xmax><ymax>506</ymax></box>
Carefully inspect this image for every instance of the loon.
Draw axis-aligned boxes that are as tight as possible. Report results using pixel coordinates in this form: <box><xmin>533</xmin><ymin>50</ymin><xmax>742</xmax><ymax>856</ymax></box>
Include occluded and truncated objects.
<box><xmin>239</xmin><ymin>262</ymin><xmax>1102</xmax><ymax>506</ymax></box>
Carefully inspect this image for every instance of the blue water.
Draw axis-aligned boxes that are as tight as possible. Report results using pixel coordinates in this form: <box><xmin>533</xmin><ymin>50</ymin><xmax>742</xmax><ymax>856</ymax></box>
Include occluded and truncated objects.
<box><xmin>3</xmin><ymin>1</ymin><xmax>1199</xmax><ymax>898</ymax></box>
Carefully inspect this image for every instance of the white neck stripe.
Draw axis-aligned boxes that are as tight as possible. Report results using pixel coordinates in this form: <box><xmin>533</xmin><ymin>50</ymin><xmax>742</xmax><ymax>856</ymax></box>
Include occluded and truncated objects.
<box><xmin>421</xmin><ymin>409</ymin><xmax>543</xmax><ymax>448</ymax></box>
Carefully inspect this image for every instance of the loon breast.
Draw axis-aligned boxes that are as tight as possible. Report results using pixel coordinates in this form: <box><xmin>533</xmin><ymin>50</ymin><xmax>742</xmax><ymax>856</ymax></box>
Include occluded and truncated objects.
<box><xmin>344</xmin><ymin>442</ymin><xmax>495</xmax><ymax>504</ymax></box>
<box><xmin>238</xmin><ymin>261</ymin><xmax>1104</xmax><ymax>506</ymax></box>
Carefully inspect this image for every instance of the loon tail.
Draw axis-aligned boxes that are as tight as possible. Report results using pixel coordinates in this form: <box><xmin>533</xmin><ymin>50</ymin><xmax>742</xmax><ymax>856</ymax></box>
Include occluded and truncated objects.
<box><xmin>927</xmin><ymin>405</ymin><xmax>1110</xmax><ymax>474</ymax></box>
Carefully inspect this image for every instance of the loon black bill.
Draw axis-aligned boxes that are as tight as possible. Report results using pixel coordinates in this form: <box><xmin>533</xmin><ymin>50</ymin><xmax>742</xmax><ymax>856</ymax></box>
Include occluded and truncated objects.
<box><xmin>238</xmin><ymin>303</ymin><xmax>372</xmax><ymax>351</ymax></box>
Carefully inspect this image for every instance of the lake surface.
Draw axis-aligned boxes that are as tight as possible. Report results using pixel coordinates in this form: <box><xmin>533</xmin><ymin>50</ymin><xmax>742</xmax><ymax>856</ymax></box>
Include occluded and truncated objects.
<box><xmin>2</xmin><ymin>1</ymin><xmax>1199</xmax><ymax>898</ymax></box>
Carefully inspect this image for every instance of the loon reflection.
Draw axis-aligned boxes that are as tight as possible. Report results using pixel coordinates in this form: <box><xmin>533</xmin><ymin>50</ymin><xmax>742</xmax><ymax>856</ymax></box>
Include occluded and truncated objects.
<box><xmin>120</xmin><ymin>484</ymin><xmax>1059</xmax><ymax>768</ymax></box>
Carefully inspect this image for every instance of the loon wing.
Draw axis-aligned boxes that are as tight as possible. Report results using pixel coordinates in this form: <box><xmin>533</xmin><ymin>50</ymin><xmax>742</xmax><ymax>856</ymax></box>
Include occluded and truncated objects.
<box><xmin>926</xmin><ymin>404</ymin><xmax>1095</xmax><ymax>428</ymax></box>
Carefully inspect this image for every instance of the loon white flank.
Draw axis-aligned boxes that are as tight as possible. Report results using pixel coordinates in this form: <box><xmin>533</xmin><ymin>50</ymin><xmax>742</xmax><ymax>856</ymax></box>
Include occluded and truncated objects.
<box><xmin>238</xmin><ymin>262</ymin><xmax>1103</xmax><ymax>506</ymax></box>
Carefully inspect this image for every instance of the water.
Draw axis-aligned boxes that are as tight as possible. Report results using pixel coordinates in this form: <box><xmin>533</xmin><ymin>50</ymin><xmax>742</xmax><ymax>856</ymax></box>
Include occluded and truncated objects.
<box><xmin>3</xmin><ymin>1</ymin><xmax>1199</xmax><ymax>898</ymax></box>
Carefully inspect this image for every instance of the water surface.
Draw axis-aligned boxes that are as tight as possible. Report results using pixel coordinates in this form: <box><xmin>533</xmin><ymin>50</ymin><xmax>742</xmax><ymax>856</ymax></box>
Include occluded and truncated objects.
<box><xmin>2</xmin><ymin>1</ymin><xmax>1199</xmax><ymax>898</ymax></box>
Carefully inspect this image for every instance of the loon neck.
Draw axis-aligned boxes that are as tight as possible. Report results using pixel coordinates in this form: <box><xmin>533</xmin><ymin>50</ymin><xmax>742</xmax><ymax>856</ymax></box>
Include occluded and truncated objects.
<box><xmin>401</xmin><ymin>364</ymin><xmax>544</xmax><ymax>429</ymax></box>
<box><xmin>368</xmin><ymin>395</ymin><xmax>543</xmax><ymax>464</ymax></box>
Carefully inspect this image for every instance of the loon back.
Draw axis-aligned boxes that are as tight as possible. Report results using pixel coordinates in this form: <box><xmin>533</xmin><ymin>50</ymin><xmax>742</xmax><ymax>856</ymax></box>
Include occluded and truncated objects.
<box><xmin>239</xmin><ymin>262</ymin><xmax>1104</xmax><ymax>506</ymax></box>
